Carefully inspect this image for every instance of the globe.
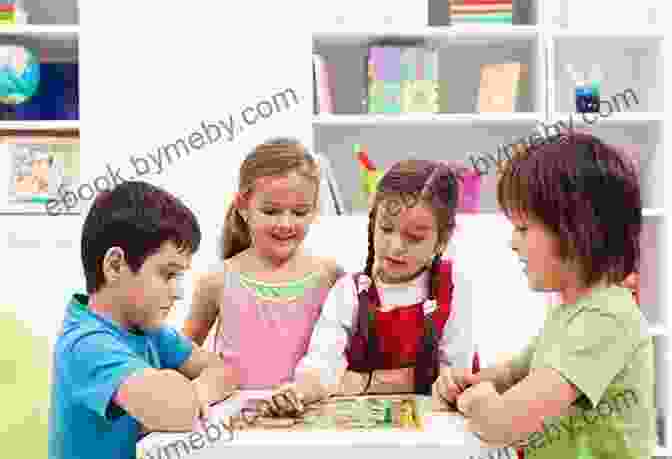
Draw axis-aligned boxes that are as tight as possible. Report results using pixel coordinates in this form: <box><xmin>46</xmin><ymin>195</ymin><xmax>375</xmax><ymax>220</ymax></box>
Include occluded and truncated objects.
<box><xmin>0</xmin><ymin>45</ymin><xmax>40</xmax><ymax>104</ymax></box>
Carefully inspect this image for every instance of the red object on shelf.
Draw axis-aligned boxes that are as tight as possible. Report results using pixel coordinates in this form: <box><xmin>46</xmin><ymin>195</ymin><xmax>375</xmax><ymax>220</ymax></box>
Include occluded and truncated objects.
<box><xmin>357</xmin><ymin>150</ymin><xmax>376</xmax><ymax>171</ymax></box>
<box><xmin>450</xmin><ymin>0</ymin><xmax>513</xmax><ymax>4</ymax></box>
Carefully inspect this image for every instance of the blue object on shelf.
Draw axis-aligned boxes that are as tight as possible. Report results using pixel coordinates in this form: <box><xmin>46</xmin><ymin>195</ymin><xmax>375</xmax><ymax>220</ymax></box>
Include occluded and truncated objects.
<box><xmin>2</xmin><ymin>62</ymin><xmax>78</xmax><ymax>120</ymax></box>
<box><xmin>575</xmin><ymin>84</ymin><xmax>599</xmax><ymax>113</ymax></box>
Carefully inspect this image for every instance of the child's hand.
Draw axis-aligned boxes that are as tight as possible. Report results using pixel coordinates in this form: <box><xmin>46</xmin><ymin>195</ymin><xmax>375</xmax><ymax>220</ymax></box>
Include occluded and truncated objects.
<box><xmin>456</xmin><ymin>381</ymin><xmax>497</xmax><ymax>418</ymax></box>
<box><xmin>263</xmin><ymin>383</ymin><xmax>305</xmax><ymax>417</ymax></box>
<box><xmin>434</xmin><ymin>369</ymin><xmax>481</xmax><ymax>410</ymax></box>
<box><xmin>192</xmin><ymin>379</ymin><xmax>212</xmax><ymax>422</ymax></box>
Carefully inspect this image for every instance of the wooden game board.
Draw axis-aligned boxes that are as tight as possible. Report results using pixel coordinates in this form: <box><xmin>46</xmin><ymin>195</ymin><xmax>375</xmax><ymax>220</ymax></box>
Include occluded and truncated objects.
<box><xmin>230</xmin><ymin>394</ymin><xmax>431</xmax><ymax>432</ymax></box>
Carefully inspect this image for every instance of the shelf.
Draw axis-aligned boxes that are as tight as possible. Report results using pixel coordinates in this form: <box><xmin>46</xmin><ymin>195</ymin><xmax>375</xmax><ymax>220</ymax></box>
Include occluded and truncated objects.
<box><xmin>550</xmin><ymin>30</ymin><xmax>664</xmax><ymax>41</ymax></box>
<box><xmin>644</xmin><ymin>209</ymin><xmax>665</xmax><ymax>218</ymax></box>
<box><xmin>314</xmin><ymin>26</ymin><xmax>539</xmax><ymax>47</ymax></box>
<box><xmin>654</xmin><ymin>447</ymin><xmax>669</xmax><ymax>458</ymax></box>
<box><xmin>0</xmin><ymin>25</ymin><xmax>79</xmax><ymax>37</ymax></box>
<box><xmin>314</xmin><ymin>113</ymin><xmax>544</xmax><ymax>127</ymax></box>
<box><xmin>0</xmin><ymin>121</ymin><xmax>79</xmax><ymax>131</ymax></box>
<box><xmin>550</xmin><ymin>112</ymin><xmax>664</xmax><ymax>126</ymax></box>
<box><xmin>0</xmin><ymin>25</ymin><xmax>78</xmax><ymax>62</ymax></box>
<box><xmin>651</xmin><ymin>325</ymin><xmax>669</xmax><ymax>337</ymax></box>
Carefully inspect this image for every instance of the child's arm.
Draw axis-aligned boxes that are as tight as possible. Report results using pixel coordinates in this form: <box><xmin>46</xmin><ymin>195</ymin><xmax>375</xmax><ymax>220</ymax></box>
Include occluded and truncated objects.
<box><xmin>435</xmin><ymin>261</ymin><xmax>475</xmax><ymax>378</ymax></box>
<box><xmin>176</xmin><ymin>343</ymin><xmax>239</xmax><ymax>400</ymax></box>
<box><xmin>119</xmin><ymin>328</ymin><xmax>239</xmax><ymax>432</ymax></box>
<box><xmin>114</xmin><ymin>368</ymin><xmax>207</xmax><ymax>432</ymax></box>
<box><xmin>457</xmin><ymin>310</ymin><xmax>634</xmax><ymax>446</ymax></box>
<box><xmin>476</xmin><ymin>341</ymin><xmax>535</xmax><ymax>393</ymax></box>
<box><xmin>292</xmin><ymin>275</ymin><xmax>356</xmax><ymax>403</ymax></box>
<box><xmin>181</xmin><ymin>271</ymin><xmax>222</xmax><ymax>346</ymax></box>
<box><xmin>69</xmin><ymin>331</ymin><xmax>203</xmax><ymax>432</ymax></box>
<box><xmin>457</xmin><ymin>368</ymin><xmax>577</xmax><ymax>446</ymax></box>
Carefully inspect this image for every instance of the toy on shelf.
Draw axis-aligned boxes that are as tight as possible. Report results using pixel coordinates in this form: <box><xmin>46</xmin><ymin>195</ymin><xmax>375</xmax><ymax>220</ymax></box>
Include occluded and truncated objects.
<box><xmin>354</xmin><ymin>144</ymin><xmax>383</xmax><ymax>210</ymax></box>
<box><xmin>565</xmin><ymin>63</ymin><xmax>602</xmax><ymax>114</ymax></box>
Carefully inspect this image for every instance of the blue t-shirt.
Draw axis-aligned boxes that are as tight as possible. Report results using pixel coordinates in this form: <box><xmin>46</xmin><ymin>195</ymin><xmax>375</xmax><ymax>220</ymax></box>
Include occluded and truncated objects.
<box><xmin>48</xmin><ymin>293</ymin><xmax>194</xmax><ymax>459</ymax></box>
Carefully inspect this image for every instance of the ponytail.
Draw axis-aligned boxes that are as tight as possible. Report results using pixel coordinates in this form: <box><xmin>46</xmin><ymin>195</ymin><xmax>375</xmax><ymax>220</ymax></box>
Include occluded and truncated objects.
<box><xmin>364</xmin><ymin>205</ymin><xmax>377</xmax><ymax>278</ymax></box>
<box><xmin>219</xmin><ymin>203</ymin><xmax>251</xmax><ymax>260</ymax></box>
<box><xmin>428</xmin><ymin>254</ymin><xmax>441</xmax><ymax>300</ymax></box>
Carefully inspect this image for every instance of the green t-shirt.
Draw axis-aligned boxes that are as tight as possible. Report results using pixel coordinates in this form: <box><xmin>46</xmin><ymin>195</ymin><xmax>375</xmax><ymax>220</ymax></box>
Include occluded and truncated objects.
<box><xmin>510</xmin><ymin>285</ymin><xmax>656</xmax><ymax>459</ymax></box>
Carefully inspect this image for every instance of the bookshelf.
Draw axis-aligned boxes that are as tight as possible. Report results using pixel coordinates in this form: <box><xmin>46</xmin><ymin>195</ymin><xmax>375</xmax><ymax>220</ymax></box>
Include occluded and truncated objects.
<box><xmin>311</xmin><ymin>0</ymin><xmax>668</xmax><ymax>456</ymax></box>
<box><xmin>0</xmin><ymin>1</ymin><xmax>79</xmax><ymax>131</ymax></box>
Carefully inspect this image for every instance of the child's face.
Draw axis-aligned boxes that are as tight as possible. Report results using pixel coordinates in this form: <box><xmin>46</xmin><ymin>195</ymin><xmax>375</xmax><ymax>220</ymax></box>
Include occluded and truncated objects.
<box><xmin>373</xmin><ymin>199</ymin><xmax>440</xmax><ymax>283</ymax></box>
<box><xmin>241</xmin><ymin>171</ymin><xmax>317</xmax><ymax>264</ymax></box>
<box><xmin>509</xmin><ymin>213</ymin><xmax>568</xmax><ymax>292</ymax></box>
<box><xmin>121</xmin><ymin>241</ymin><xmax>192</xmax><ymax>330</ymax></box>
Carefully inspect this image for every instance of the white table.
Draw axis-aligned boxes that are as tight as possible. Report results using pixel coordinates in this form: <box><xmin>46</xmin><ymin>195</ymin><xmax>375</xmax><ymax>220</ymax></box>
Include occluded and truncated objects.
<box><xmin>137</xmin><ymin>392</ymin><xmax>516</xmax><ymax>459</ymax></box>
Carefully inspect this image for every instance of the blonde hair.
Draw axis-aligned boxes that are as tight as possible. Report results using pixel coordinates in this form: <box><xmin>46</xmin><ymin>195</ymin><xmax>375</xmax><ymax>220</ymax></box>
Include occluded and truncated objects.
<box><xmin>219</xmin><ymin>137</ymin><xmax>320</xmax><ymax>260</ymax></box>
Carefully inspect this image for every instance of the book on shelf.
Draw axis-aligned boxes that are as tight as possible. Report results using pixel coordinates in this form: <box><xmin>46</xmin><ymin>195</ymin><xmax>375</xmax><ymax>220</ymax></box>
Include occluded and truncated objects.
<box><xmin>2</xmin><ymin>135</ymin><xmax>80</xmax><ymax>213</ymax></box>
<box><xmin>367</xmin><ymin>45</ymin><xmax>439</xmax><ymax>114</ymax></box>
<box><xmin>477</xmin><ymin>62</ymin><xmax>528</xmax><ymax>113</ymax></box>
<box><xmin>313</xmin><ymin>54</ymin><xmax>334</xmax><ymax>114</ymax></box>
<box><xmin>428</xmin><ymin>0</ymin><xmax>515</xmax><ymax>25</ymax></box>
<box><xmin>368</xmin><ymin>46</ymin><xmax>402</xmax><ymax>113</ymax></box>
<box><xmin>313</xmin><ymin>152</ymin><xmax>345</xmax><ymax>216</ymax></box>
<box><xmin>401</xmin><ymin>46</ymin><xmax>440</xmax><ymax>113</ymax></box>
<box><xmin>428</xmin><ymin>0</ymin><xmax>451</xmax><ymax>26</ymax></box>
<box><xmin>0</xmin><ymin>1</ymin><xmax>15</xmax><ymax>24</ymax></box>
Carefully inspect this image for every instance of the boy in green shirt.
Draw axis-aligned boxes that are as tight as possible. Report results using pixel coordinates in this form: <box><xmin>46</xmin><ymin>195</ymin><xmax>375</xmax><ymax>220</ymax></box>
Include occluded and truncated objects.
<box><xmin>435</xmin><ymin>131</ymin><xmax>655</xmax><ymax>458</ymax></box>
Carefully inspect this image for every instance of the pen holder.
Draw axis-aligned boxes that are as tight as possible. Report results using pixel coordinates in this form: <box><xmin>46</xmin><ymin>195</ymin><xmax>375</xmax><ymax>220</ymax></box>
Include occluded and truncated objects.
<box><xmin>575</xmin><ymin>83</ymin><xmax>600</xmax><ymax>113</ymax></box>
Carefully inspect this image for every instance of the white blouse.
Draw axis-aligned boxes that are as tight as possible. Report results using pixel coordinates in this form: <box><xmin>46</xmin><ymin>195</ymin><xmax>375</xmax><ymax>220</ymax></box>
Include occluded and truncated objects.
<box><xmin>295</xmin><ymin>261</ymin><xmax>475</xmax><ymax>389</ymax></box>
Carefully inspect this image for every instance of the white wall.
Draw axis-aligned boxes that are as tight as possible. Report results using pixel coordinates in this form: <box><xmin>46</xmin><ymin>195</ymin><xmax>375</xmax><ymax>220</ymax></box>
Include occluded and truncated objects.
<box><xmin>1</xmin><ymin>213</ymin><xmax>547</xmax><ymax>368</ymax></box>
<box><xmin>2</xmin><ymin>3</ymin><xmax>545</xmax><ymax>371</ymax></box>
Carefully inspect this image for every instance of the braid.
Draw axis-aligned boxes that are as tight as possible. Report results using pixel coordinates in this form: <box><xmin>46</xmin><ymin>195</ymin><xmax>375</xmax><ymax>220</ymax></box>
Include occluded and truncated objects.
<box><xmin>365</xmin><ymin>206</ymin><xmax>377</xmax><ymax>277</ymax></box>
<box><xmin>429</xmin><ymin>254</ymin><xmax>441</xmax><ymax>300</ymax></box>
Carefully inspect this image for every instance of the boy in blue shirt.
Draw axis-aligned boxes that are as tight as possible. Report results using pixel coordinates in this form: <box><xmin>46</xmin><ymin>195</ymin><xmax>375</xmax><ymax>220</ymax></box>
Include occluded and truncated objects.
<box><xmin>48</xmin><ymin>181</ymin><xmax>240</xmax><ymax>459</ymax></box>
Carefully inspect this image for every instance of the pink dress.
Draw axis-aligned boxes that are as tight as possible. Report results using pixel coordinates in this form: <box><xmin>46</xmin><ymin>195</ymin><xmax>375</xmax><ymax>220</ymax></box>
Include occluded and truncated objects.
<box><xmin>211</xmin><ymin>262</ymin><xmax>344</xmax><ymax>389</ymax></box>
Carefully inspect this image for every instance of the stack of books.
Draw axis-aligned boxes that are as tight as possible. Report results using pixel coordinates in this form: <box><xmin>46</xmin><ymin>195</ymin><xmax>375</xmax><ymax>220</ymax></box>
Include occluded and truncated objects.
<box><xmin>367</xmin><ymin>44</ymin><xmax>440</xmax><ymax>114</ymax></box>
<box><xmin>450</xmin><ymin>0</ymin><xmax>513</xmax><ymax>25</ymax></box>
<box><xmin>0</xmin><ymin>0</ymin><xmax>15</xmax><ymax>24</ymax></box>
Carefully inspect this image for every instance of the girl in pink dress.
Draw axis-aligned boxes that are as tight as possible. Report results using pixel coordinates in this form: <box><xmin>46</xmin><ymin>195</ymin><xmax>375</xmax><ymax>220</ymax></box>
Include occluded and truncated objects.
<box><xmin>182</xmin><ymin>137</ymin><xmax>344</xmax><ymax>389</ymax></box>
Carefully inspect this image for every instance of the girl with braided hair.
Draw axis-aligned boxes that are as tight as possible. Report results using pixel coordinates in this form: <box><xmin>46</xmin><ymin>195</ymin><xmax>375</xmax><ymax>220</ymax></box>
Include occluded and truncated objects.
<box><xmin>263</xmin><ymin>159</ymin><xmax>476</xmax><ymax>416</ymax></box>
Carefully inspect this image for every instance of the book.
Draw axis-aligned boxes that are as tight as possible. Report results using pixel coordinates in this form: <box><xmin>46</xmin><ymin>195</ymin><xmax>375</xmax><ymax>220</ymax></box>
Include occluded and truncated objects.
<box><xmin>313</xmin><ymin>54</ymin><xmax>334</xmax><ymax>114</ymax></box>
<box><xmin>368</xmin><ymin>46</ymin><xmax>402</xmax><ymax>114</ymax></box>
<box><xmin>450</xmin><ymin>0</ymin><xmax>512</xmax><ymax>4</ymax></box>
<box><xmin>313</xmin><ymin>152</ymin><xmax>345</xmax><ymax>216</ymax></box>
<box><xmin>450</xmin><ymin>13</ymin><xmax>513</xmax><ymax>23</ymax></box>
<box><xmin>428</xmin><ymin>0</ymin><xmax>451</xmax><ymax>26</ymax></box>
<box><xmin>3</xmin><ymin>135</ymin><xmax>80</xmax><ymax>213</ymax></box>
<box><xmin>400</xmin><ymin>46</ymin><xmax>440</xmax><ymax>113</ymax></box>
<box><xmin>450</xmin><ymin>5</ymin><xmax>513</xmax><ymax>13</ymax></box>
<box><xmin>477</xmin><ymin>62</ymin><xmax>528</xmax><ymax>112</ymax></box>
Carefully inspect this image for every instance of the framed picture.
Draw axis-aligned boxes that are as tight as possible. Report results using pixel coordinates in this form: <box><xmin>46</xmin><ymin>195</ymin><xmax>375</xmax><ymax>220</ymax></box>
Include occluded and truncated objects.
<box><xmin>1</xmin><ymin>132</ymin><xmax>80</xmax><ymax>214</ymax></box>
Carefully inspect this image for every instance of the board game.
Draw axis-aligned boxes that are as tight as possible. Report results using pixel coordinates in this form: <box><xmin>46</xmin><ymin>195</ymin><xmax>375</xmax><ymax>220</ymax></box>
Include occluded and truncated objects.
<box><xmin>230</xmin><ymin>394</ymin><xmax>433</xmax><ymax>432</ymax></box>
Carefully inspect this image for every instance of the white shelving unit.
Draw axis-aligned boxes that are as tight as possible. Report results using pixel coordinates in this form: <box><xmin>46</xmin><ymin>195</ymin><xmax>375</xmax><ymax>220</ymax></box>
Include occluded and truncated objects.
<box><xmin>312</xmin><ymin>0</ymin><xmax>668</xmax><ymax>456</ymax></box>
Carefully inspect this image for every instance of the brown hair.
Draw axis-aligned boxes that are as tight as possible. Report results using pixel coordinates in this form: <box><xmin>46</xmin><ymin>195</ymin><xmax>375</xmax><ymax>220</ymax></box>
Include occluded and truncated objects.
<box><xmin>497</xmin><ymin>131</ymin><xmax>642</xmax><ymax>287</ymax></box>
<box><xmin>365</xmin><ymin>159</ymin><xmax>460</xmax><ymax>299</ymax></box>
<box><xmin>219</xmin><ymin>137</ymin><xmax>320</xmax><ymax>260</ymax></box>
